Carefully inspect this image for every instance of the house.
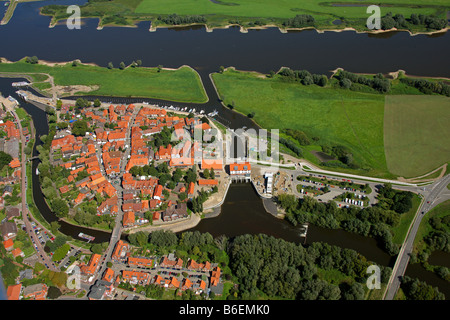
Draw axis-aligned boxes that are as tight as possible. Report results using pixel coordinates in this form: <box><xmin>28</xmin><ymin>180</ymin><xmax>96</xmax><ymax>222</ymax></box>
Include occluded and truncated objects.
<box><xmin>192</xmin><ymin>280</ymin><xmax>207</xmax><ymax>295</ymax></box>
<box><xmin>201</xmin><ymin>158</ymin><xmax>223</xmax><ymax>171</ymax></box>
<box><xmin>187</xmin><ymin>182</ymin><xmax>195</xmax><ymax>197</ymax></box>
<box><xmin>153</xmin><ymin>184</ymin><xmax>163</xmax><ymax>200</ymax></box>
<box><xmin>102</xmin><ymin>268</ymin><xmax>115</xmax><ymax>283</ymax></box>
<box><xmin>5</xmin><ymin>207</ymin><xmax>20</xmax><ymax>220</ymax></box>
<box><xmin>11</xmin><ymin>247</ymin><xmax>24</xmax><ymax>258</ymax></box>
<box><xmin>80</xmin><ymin>254</ymin><xmax>101</xmax><ymax>276</ymax></box>
<box><xmin>162</xmin><ymin>202</ymin><xmax>188</xmax><ymax>222</ymax></box>
<box><xmin>23</xmin><ymin>283</ymin><xmax>48</xmax><ymax>300</ymax></box>
<box><xmin>128</xmin><ymin>257</ymin><xmax>154</xmax><ymax>268</ymax></box>
<box><xmin>1</xmin><ymin>221</ymin><xmax>17</xmax><ymax>240</ymax></box>
<box><xmin>2</xmin><ymin>238</ymin><xmax>13</xmax><ymax>251</ymax></box>
<box><xmin>88</xmin><ymin>279</ymin><xmax>114</xmax><ymax>300</ymax></box>
<box><xmin>122</xmin><ymin>211</ymin><xmax>135</xmax><ymax>227</ymax></box>
<box><xmin>228</xmin><ymin>162</ymin><xmax>251</xmax><ymax>176</ymax></box>
<box><xmin>181</xmin><ymin>278</ymin><xmax>193</xmax><ymax>291</ymax></box>
<box><xmin>160</xmin><ymin>256</ymin><xmax>183</xmax><ymax>269</ymax></box>
<box><xmin>169</xmin><ymin>276</ymin><xmax>180</xmax><ymax>289</ymax></box>
<box><xmin>59</xmin><ymin>185</ymin><xmax>70</xmax><ymax>194</ymax></box>
<box><xmin>198</xmin><ymin>179</ymin><xmax>218</xmax><ymax>187</ymax></box>
<box><xmin>8</xmin><ymin>158</ymin><xmax>21</xmax><ymax>169</ymax></box>
<box><xmin>121</xmin><ymin>270</ymin><xmax>151</xmax><ymax>285</ymax></box>
<box><xmin>187</xmin><ymin>259</ymin><xmax>211</xmax><ymax>272</ymax></box>
<box><xmin>6</xmin><ymin>284</ymin><xmax>22</xmax><ymax>300</ymax></box>
<box><xmin>111</xmin><ymin>240</ymin><xmax>129</xmax><ymax>262</ymax></box>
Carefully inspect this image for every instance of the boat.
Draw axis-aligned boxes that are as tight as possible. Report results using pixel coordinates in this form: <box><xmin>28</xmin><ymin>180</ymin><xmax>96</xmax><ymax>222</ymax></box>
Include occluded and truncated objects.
<box><xmin>35</xmin><ymin>168</ymin><xmax>39</xmax><ymax>175</ymax></box>
<box><xmin>78</xmin><ymin>232</ymin><xmax>95</xmax><ymax>242</ymax></box>
<box><xmin>208</xmin><ymin>110</ymin><xmax>218</xmax><ymax>117</ymax></box>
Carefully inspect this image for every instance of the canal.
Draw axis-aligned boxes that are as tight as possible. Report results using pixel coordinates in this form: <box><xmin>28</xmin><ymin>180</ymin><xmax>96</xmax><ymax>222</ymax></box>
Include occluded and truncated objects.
<box><xmin>0</xmin><ymin>1</ymin><xmax>448</xmax><ymax>297</ymax></box>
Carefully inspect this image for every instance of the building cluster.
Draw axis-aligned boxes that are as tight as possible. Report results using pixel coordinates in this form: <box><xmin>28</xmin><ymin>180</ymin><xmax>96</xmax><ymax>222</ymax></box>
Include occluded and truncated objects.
<box><xmin>86</xmin><ymin>241</ymin><xmax>223</xmax><ymax>300</ymax></box>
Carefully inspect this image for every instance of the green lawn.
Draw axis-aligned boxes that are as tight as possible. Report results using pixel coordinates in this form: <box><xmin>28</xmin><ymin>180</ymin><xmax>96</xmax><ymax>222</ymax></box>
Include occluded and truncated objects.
<box><xmin>212</xmin><ymin>69</ymin><xmax>388</xmax><ymax>177</ymax></box>
<box><xmin>0</xmin><ymin>60</ymin><xmax>208</xmax><ymax>103</ymax></box>
<box><xmin>384</xmin><ymin>95</ymin><xmax>450</xmax><ymax>178</ymax></box>
<box><xmin>391</xmin><ymin>194</ymin><xmax>421</xmax><ymax>245</ymax></box>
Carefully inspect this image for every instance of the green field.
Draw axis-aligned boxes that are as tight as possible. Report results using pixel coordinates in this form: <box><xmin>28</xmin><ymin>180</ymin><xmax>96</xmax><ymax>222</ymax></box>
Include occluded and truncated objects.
<box><xmin>212</xmin><ymin>68</ymin><xmax>388</xmax><ymax>176</ymax></box>
<box><xmin>0</xmin><ymin>60</ymin><xmax>208</xmax><ymax>103</ymax></box>
<box><xmin>40</xmin><ymin>0</ymin><xmax>449</xmax><ymax>31</ymax></box>
<box><xmin>384</xmin><ymin>95</ymin><xmax>450</xmax><ymax>178</ymax></box>
<box><xmin>391</xmin><ymin>194</ymin><xmax>421</xmax><ymax>245</ymax></box>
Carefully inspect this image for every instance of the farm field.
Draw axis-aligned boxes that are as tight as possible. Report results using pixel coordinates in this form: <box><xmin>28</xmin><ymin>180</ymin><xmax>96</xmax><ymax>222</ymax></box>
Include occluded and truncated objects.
<box><xmin>0</xmin><ymin>59</ymin><xmax>208</xmax><ymax>103</ymax></box>
<box><xmin>211</xmin><ymin>68</ymin><xmax>388</xmax><ymax>177</ymax></box>
<box><xmin>384</xmin><ymin>95</ymin><xmax>450</xmax><ymax>178</ymax></box>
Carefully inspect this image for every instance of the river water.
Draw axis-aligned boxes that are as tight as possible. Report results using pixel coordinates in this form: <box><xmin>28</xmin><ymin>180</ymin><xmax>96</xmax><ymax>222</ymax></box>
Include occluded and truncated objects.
<box><xmin>0</xmin><ymin>1</ymin><xmax>448</xmax><ymax>297</ymax></box>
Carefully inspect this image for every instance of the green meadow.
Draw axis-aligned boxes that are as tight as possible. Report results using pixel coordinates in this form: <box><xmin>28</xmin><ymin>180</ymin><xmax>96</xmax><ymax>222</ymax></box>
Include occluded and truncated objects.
<box><xmin>0</xmin><ymin>60</ymin><xmax>208</xmax><ymax>103</ymax></box>
<box><xmin>212</xmin><ymin>69</ymin><xmax>387</xmax><ymax>177</ymax></box>
<box><xmin>211</xmin><ymin>68</ymin><xmax>450</xmax><ymax>178</ymax></box>
<box><xmin>384</xmin><ymin>95</ymin><xmax>450</xmax><ymax>178</ymax></box>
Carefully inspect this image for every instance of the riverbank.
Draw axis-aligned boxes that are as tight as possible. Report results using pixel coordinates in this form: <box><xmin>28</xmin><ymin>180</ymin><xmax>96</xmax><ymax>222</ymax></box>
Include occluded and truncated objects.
<box><xmin>0</xmin><ymin>58</ymin><xmax>209</xmax><ymax>103</ymax></box>
<box><xmin>38</xmin><ymin>0</ymin><xmax>450</xmax><ymax>36</ymax></box>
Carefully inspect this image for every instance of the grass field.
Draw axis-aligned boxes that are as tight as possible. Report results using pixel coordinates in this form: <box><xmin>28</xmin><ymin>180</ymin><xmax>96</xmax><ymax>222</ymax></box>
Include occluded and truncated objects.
<box><xmin>0</xmin><ymin>60</ymin><xmax>208</xmax><ymax>103</ymax></box>
<box><xmin>391</xmin><ymin>194</ymin><xmax>421</xmax><ymax>245</ymax></box>
<box><xmin>384</xmin><ymin>95</ymin><xmax>450</xmax><ymax>178</ymax></box>
<box><xmin>40</xmin><ymin>0</ymin><xmax>449</xmax><ymax>31</ymax></box>
<box><xmin>212</xmin><ymin>68</ymin><xmax>388</xmax><ymax>177</ymax></box>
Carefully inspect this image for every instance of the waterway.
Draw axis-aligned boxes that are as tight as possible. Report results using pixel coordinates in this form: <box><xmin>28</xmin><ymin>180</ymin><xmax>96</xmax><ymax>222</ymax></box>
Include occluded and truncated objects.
<box><xmin>0</xmin><ymin>1</ymin><xmax>448</xmax><ymax>297</ymax></box>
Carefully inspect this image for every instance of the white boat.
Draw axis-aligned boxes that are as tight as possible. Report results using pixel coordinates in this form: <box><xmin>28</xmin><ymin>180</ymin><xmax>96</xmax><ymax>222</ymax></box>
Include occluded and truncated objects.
<box><xmin>36</xmin><ymin>168</ymin><xmax>39</xmax><ymax>175</ymax></box>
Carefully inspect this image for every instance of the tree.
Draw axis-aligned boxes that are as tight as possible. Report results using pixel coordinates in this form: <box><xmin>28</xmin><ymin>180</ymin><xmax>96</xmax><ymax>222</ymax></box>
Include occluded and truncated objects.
<box><xmin>71</xmin><ymin>120</ymin><xmax>88</xmax><ymax>136</ymax></box>
<box><xmin>26</xmin><ymin>56</ymin><xmax>38</xmax><ymax>64</ymax></box>
<box><xmin>51</xmin><ymin>198</ymin><xmax>69</xmax><ymax>218</ymax></box>
<box><xmin>0</xmin><ymin>151</ymin><xmax>12</xmax><ymax>169</ymax></box>
<box><xmin>219</xmin><ymin>66</ymin><xmax>225</xmax><ymax>73</ymax></box>
<box><xmin>72</xmin><ymin>60</ymin><xmax>79</xmax><ymax>67</ymax></box>
<box><xmin>119</xmin><ymin>62</ymin><xmax>126</xmax><ymax>70</ymax></box>
<box><xmin>203</xmin><ymin>168</ymin><xmax>210</xmax><ymax>179</ymax></box>
<box><xmin>157</xmin><ymin>65</ymin><xmax>163</xmax><ymax>72</ymax></box>
<box><xmin>93</xmin><ymin>99</ymin><xmax>101</xmax><ymax>108</ymax></box>
<box><xmin>340</xmin><ymin>78</ymin><xmax>352</xmax><ymax>89</ymax></box>
<box><xmin>107</xmin><ymin>62</ymin><xmax>114</xmax><ymax>69</ymax></box>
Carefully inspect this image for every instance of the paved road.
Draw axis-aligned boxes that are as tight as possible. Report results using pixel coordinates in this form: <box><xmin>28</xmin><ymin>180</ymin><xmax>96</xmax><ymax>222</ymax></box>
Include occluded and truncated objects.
<box><xmin>93</xmin><ymin>105</ymin><xmax>140</xmax><ymax>283</ymax></box>
<box><xmin>384</xmin><ymin>174</ymin><xmax>450</xmax><ymax>300</ymax></box>
<box><xmin>9</xmin><ymin>107</ymin><xmax>58</xmax><ymax>272</ymax></box>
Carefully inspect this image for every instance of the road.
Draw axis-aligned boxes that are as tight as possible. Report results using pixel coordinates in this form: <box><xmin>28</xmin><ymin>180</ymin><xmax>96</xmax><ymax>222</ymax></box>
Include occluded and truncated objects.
<box><xmin>93</xmin><ymin>105</ymin><xmax>140</xmax><ymax>282</ymax></box>
<box><xmin>9</xmin><ymin>106</ymin><xmax>58</xmax><ymax>272</ymax></box>
<box><xmin>383</xmin><ymin>174</ymin><xmax>450</xmax><ymax>300</ymax></box>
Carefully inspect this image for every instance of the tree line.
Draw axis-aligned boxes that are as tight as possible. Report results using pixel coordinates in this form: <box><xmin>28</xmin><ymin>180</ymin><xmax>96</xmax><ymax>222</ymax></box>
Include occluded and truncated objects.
<box><xmin>400</xmin><ymin>77</ymin><xmax>450</xmax><ymax>97</ymax></box>
<box><xmin>157</xmin><ymin>13</ymin><xmax>207</xmax><ymax>26</ymax></box>
<box><xmin>334</xmin><ymin>70</ymin><xmax>391</xmax><ymax>93</ymax></box>
<box><xmin>381</xmin><ymin>12</ymin><xmax>447</xmax><ymax>31</ymax></box>
<box><xmin>278</xmin><ymin>67</ymin><xmax>328</xmax><ymax>87</ymax></box>
<box><xmin>281</xmin><ymin>14</ymin><xmax>315</xmax><ymax>29</ymax></box>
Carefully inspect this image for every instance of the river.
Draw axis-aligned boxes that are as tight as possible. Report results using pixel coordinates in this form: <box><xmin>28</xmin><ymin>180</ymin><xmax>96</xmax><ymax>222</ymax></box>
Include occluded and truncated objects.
<box><xmin>0</xmin><ymin>1</ymin><xmax>448</xmax><ymax>297</ymax></box>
